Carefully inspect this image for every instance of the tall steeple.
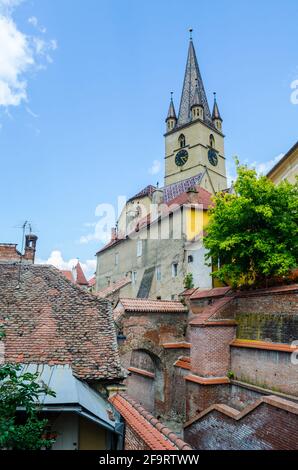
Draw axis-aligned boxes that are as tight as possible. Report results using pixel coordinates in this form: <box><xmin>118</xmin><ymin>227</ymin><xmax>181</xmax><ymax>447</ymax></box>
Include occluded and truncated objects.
<box><xmin>177</xmin><ymin>31</ymin><xmax>212</xmax><ymax>127</ymax></box>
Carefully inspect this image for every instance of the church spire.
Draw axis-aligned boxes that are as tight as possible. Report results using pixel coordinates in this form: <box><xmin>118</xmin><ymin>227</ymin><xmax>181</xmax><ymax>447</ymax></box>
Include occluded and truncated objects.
<box><xmin>165</xmin><ymin>92</ymin><xmax>177</xmax><ymax>131</ymax></box>
<box><xmin>177</xmin><ymin>32</ymin><xmax>212</xmax><ymax>127</ymax></box>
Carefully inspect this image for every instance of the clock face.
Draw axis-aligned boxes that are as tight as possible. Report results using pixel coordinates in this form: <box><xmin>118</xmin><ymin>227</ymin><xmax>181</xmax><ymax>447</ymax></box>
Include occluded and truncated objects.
<box><xmin>175</xmin><ymin>149</ymin><xmax>188</xmax><ymax>167</ymax></box>
<box><xmin>208</xmin><ymin>148</ymin><xmax>218</xmax><ymax>166</ymax></box>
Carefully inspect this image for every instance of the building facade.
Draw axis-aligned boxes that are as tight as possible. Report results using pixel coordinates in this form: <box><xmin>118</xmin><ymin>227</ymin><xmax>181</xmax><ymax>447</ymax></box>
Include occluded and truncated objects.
<box><xmin>267</xmin><ymin>140</ymin><xmax>298</xmax><ymax>184</ymax></box>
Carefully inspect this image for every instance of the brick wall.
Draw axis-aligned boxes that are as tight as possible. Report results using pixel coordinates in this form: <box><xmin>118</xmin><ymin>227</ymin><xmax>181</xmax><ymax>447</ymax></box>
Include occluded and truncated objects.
<box><xmin>184</xmin><ymin>401</ymin><xmax>298</xmax><ymax>450</ymax></box>
<box><xmin>0</xmin><ymin>244</ymin><xmax>21</xmax><ymax>262</ymax></box>
<box><xmin>231</xmin><ymin>346</ymin><xmax>298</xmax><ymax>396</ymax></box>
<box><xmin>190</xmin><ymin>325</ymin><xmax>236</xmax><ymax>377</ymax></box>
<box><xmin>124</xmin><ymin>424</ymin><xmax>150</xmax><ymax>450</ymax></box>
<box><xmin>232</xmin><ymin>291</ymin><xmax>298</xmax><ymax>343</ymax></box>
<box><xmin>125</xmin><ymin>372</ymin><xmax>155</xmax><ymax>413</ymax></box>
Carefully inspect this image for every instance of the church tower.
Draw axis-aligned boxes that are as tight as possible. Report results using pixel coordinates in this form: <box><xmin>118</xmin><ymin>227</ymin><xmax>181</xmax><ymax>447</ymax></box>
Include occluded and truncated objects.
<box><xmin>164</xmin><ymin>33</ymin><xmax>227</xmax><ymax>193</ymax></box>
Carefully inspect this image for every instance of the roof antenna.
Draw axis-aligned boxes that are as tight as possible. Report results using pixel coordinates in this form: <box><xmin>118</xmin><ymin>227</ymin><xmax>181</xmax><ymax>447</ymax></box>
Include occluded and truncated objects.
<box><xmin>189</xmin><ymin>28</ymin><xmax>193</xmax><ymax>40</ymax></box>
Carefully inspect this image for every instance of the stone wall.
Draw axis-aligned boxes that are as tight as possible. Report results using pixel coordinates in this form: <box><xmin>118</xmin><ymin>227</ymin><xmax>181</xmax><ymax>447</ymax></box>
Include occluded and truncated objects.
<box><xmin>124</xmin><ymin>424</ymin><xmax>150</xmax><ymax>450</ymax></box>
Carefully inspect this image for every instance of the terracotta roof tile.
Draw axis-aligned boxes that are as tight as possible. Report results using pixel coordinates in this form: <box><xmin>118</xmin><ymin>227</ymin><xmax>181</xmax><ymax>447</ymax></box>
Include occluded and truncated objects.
<box><xmin>190</xmin><ymin>286</ymin><xmax>232</xmax><ymax>299</ymax></box>
<box><xmin>0</xmin><ymin>264</ymin><xmax>123</xmax><ymax>381</ymax></box>
<box><xmin>109</xmin><ymin>393</ymin><xmax>192</xmax><ymax>450</ymax></box>
<box><xmin>119</xmin><ymin>298</ymin><xmax>188</xmax><ymax>313</ymax></box>
<box><xmin>88</xmin><ymin>276</ymin><xmax>96</xmax><ymax>287</ymax></box>
<box><xmin>75</xmin><ymin>262</ymin><xmax>88</xmax><ymax>286</ymax></box>
<box><xmin>163</xmin><ymin>342</ymin><xmax>191</xmax><ymax>349</ymax></box>
<box><xmin>97</xmin><ymin>277</ymin><xmax>131</xmax><ymax>298</ymax></box>
<box><xmin>61</xmin><ymin>270</ymin><xmax>73</xmax><ymax>282</ymax></box>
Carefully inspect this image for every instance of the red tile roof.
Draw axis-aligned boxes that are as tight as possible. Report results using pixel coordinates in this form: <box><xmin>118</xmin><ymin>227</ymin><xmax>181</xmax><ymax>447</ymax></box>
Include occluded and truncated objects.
<box><xmin>97</xmin><ymin>277</ymin><xmax>131</xmax><ymax>298</ymax></box>
<box><xmin>109</xmin><ymin>393</ymin><xmax>192</xmax><ymax>450</ymax></box>
<box><xmin>61</xmin><ymin>270</ymin><xmax>73</xmax><ymax>282</ymax></box>
<box><xmin>189</xmin><ymin>296</ymin><xmax>234</xmax><ymax>326</ymax></box>
<box><xmin>166</xmin><ymin>185</ymin><xmax>212</xmax><ymax>211</ymax></box>
<box><xmin>119</xmin><ymin>298</ymin><xmax>188</xmax><ymax>313</ymax></box>
<box><xmin>190</xmin><ymin>286</ymin><xmax>231</xmax><ymax>299</ymax></box>
<box><xmin>75</xmin><ymin>262</ymin><xmax>88</xmax><ymax>286</ymax></box>
<box><xmin>0</xmin><ymin>264</ymin><xmax>123</xmax><ymax>381</ymax></box>
<box><xmin>88</xmin><ymin>276</ymin><xmax>96</xmax><ymax>287</ymax></box>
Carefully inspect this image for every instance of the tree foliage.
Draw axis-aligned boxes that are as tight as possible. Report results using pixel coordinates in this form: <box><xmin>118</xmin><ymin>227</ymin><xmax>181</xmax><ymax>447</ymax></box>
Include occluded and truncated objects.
<box><xmin>0</xmin><ymin>363</ymin><xmax>56</xmax><ymax>450</ymax></box>
<box><xmin>204</xmin><ymin>164</ymin><xmax>298</xmax><ymax>288</ymax></box>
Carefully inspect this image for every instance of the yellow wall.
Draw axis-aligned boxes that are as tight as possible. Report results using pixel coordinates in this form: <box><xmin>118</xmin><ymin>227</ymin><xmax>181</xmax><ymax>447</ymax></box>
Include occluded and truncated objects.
<box><xmin>185</xmin><ymin>206</ymin><xmax>209</xmax><ymax>241</ymax></box>
<box><xmin>79</xmin><ymin>416</ymin><xmax>107</xmax><ymax>450</ymax></box>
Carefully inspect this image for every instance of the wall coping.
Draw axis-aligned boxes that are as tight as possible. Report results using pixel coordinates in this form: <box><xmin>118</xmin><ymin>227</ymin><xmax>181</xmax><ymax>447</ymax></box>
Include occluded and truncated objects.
<box><xmin>162</xmin><ymin>342</ymin><xmax>191</xmax><ymax>349</ymax></box>
<box><xmin>127</xmin><ymin>366</ymin><xmax>155</xmax><ymax>379</ymax></box>
<box><xmin>231</xmin><ymin>339</ymin><xmax>298</xmax><ymax>353</ymax></box>
<box><xmin>184</xmin><ymin>394</ymin><xmax>298</xmax><ymax>428</ymax></box>
<box><xmin>185</xmin><ymin>374</ymin><xmax>230</xmax><ymax>385</ymax></box>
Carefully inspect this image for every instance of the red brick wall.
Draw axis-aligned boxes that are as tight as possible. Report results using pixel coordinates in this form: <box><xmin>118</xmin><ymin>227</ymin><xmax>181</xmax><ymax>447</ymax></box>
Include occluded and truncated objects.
<box><xmin>184</xmin><ymin>402</ymin><xmax>298</xmax><ymax>450</ymax></box>
<box><xmin>124</xmin><ymin>424</ymin><xmax>150</xmax><ymax>450</ymax></box>
<box><xmin>0</xmin><ymin>244</ymin><xmax>20</xmax><ymax>262</ymax></box>
<box><xmin>231</xmin><ymin>346</ymin><xmax>298</xmax><ymax>396</ymax></box>
<box><xmin>190</xmin><ymin>325</ymin><xmax>236</xmax><ymax>377</ymax></box>
<box><xmin>125</xmin><ymin>373</ymin><xmax>155</xmax><ymax>413</ymax></box>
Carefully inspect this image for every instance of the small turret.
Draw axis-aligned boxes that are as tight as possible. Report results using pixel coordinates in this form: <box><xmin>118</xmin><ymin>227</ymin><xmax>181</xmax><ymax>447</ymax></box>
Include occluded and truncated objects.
<box><xmin>165</xmin><ymin>92</ymin><xmax>177</xmax><ymax>132</ymax></box>
<box><xmin>212</xmin><ymin>92</ymin><xmax>223</xmax><ymax>132</ymax></box>
<box><xmin>191</xmin><ymin>80</ymin><xmax>204</xmax><ymax>120</ymax></box>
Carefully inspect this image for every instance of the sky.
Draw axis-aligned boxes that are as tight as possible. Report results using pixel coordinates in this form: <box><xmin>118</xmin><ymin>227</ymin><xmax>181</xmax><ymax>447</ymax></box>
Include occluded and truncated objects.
<box><xmin>0</xmin><ymin>0</ymin><xmax>297</xmax><ymax>279</ymax></box>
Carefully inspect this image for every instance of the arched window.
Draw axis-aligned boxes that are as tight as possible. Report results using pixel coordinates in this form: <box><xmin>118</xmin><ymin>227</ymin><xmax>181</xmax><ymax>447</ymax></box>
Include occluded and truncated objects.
<box><xmin>209</xmin><ymin>134</ymin><xmax>215</xmax><ymax>148</ymax></box>
<box><xmin>178</xmin><ymin>134</ymin><xmax>186</xmax><ymax>148</ymax></box>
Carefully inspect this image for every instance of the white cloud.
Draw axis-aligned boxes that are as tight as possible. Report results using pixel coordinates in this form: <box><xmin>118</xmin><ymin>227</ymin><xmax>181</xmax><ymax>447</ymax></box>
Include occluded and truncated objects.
<box><xmin>252</xmin><ymin>153</ymin><xmax>284</xmax><ymax>176</ymax></box>
<box><xmin>36</xmin><ymin>250</ymin><xmax>96</xmax><ymax>280</ymax></box>
<box><xmin>0</xmin><ymin>1</ymin><xmax>56</xmax><ymax>107</ymax></box>
<box><xmin>149</xmin><ymin>159</ymin><xmax>161</xmax><ymax>175</ymax></box>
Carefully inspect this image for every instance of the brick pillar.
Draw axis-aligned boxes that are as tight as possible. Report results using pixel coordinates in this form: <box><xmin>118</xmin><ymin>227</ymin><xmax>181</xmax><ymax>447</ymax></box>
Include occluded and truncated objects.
<box><xmin>190</xmin><ymin>323</ymin><xmax>236</xmax><ymax>377</ymax></box>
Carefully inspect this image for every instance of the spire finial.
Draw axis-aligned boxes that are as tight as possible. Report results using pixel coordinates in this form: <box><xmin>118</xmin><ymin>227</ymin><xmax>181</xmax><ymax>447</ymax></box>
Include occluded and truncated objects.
<box><xmin>189</xmin><ymin>28</ymin><xmax>193</xmax><ymax>40</ymax></box>
<box><xmin>213</xmin><ymin>91</ymin><xmax>217</xmax><ymax>102</ymax></box>
<box><xmin>170</xmin><ymin>91</ymin><xmax>173</xmax><ymax>101</ymax></box>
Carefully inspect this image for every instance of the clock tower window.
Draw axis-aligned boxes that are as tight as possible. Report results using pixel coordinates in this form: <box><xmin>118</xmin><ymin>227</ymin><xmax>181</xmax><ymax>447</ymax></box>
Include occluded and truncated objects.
<box><xmin>209</xmin><ymin>134</ymin><xmax>215</xmax><ymax>149</ymax></box>
<box><xmin>178</xmin><ymin>134</ymin><xmax>186</xmax><ymax>148</ymax></box>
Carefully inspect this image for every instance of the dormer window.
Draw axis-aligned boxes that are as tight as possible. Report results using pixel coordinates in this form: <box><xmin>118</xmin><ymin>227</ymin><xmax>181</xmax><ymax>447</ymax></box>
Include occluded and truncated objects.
<box><xmin>178</xmin><ymin>134</ymin><xmax>186</xmax><ymax>148</ymax></box>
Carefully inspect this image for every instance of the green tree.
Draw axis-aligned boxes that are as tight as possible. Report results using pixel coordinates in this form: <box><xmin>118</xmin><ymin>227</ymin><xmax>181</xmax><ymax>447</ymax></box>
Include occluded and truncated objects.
<box><xmin>204</xmin><ymin>163</ymin><xmax>298</xmax><ymax>288</ymax></box>
<box><xmin>0</xmin><ymin>363</ymin><xmax>56</xmax><ymax>450</ymax></box>
<box><xmin>184</xmin><ymin>272</ymin><xmax>194</xmax><ymax>289</ymax></box>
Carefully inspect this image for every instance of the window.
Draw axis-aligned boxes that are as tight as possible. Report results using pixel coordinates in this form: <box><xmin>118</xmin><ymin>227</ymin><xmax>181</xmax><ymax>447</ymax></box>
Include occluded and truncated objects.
<box><xmin>115</xmin><ymin>253</ymin><xmax>119</xmax><ymax>266</ymax></box>
<box><xmin>188</xmin><ymin>255</ymin><xmax>194</xmax><ymax>263</ymax></box>
<box><xmin>172</xmin><ymin>262</ymin><xmax>178</xmax><ymax>278</ymax></box>
<box><xmin>156</xmin><ymin>266</ymin><xmax>161</xmax><ymax>281</ymax></box>
<box><xmin>178</xmin><ymin>134</ymin><xmax>186</xmax><ymax>148</ymax></box>
<box><xmin>132</xmin><ymin>271</ymin><xmax>137</xmax><ymax>284</ymax></box>
<box><xmin>209</xmin><ymin>134</ymin><xmax>215</xmax><ymax>148</ymax></box>
<box><xmin>171</xmin><ymin>294</ymin><xmax>176</xmax><ymax>300</ymax></box>
<box><xmin>137</xmin><ymin>239</ymin><xmax>142</xmax><ymax>257</ymax></box>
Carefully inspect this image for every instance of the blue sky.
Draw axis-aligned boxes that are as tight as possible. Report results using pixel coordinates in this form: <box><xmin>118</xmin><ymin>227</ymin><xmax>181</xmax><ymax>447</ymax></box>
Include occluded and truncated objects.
<box><xmin>0</xmin><ymin>0</ymin><xmax>297</xmax><ymax>278</ymax></box>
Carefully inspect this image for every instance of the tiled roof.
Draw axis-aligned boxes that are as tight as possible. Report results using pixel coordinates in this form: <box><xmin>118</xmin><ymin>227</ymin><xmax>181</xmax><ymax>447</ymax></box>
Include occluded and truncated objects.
<box><xmin>75</xmin><ymin>262</ymin><xmax>88</xmax><ymax>286</ymax></box>
<box><xmin>0</xmin><ymin>264</ymin><xmax>123</xmax><ymax>381</ymax></box>
<box><xmin>127</xmin><ymin>185</ymin><xmax>156</xmax><ymax>203</ymax></box>
<box><xmin>61</xmin><ymin>270</ymin><xmax>73</xmax><ymax>282</ymax></box>
<box><xmin>189</xmin><ymin>296</ymin><xmax>234</xmax><ymax>326</ymax></box>
<box><xmin>119</xmin><ymin>298</ymin><xmax>188</xmax><ymax>313</ymax></box>
<box><xmin>88</xmin><ymin>276</ymin><xmax>96</xmax><ymax>287</ymax></box>
<box><xmin>109</xmin><ymin>393</ymin><xmax>192</xmax><ymax>450</ymax></box>
<box><xmin>190</xmin><ymin>286</ymin><xmax>231</xmax><ymax>299</ymax></box>
<box><xmin>97</xmin><ymin>277</ymin><xmax>131</xmax><ymax>298</ymax></box>
<box><xmin>166</xmin><ymin>185</ymin><xmax>212</xmax><ymax>210</ymax></box>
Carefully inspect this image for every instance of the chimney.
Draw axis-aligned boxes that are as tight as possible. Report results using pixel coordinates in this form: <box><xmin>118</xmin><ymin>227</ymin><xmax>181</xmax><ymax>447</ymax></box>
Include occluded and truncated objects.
<box><xmin>111</xmin><ymin>227</ymin><xmax>117</xmax><ymax>241</ymax></box>
<box><xmin>24</xmin><ymin>234</ymin><xmax>38</xmax><ymax>263</ymax></box>
<box><xmin>187</xmin><ymin>187</ymin><xmax>199</xmax><ymax>204</ymax></box>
